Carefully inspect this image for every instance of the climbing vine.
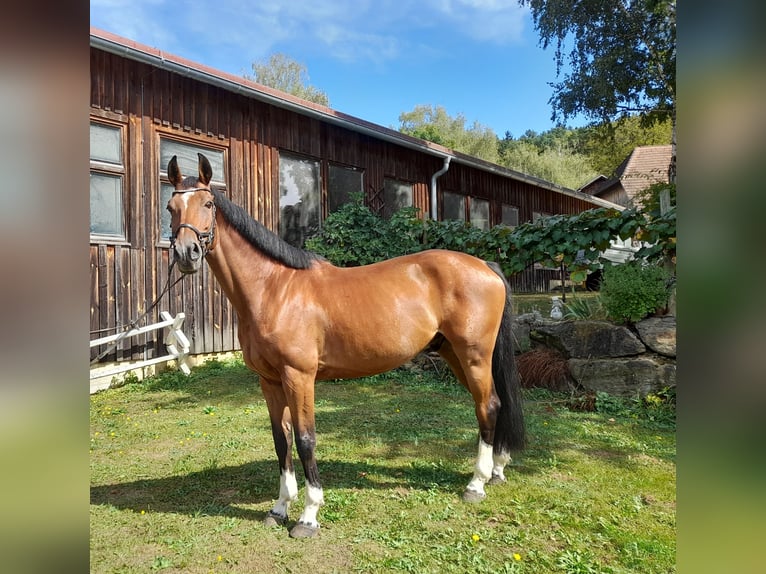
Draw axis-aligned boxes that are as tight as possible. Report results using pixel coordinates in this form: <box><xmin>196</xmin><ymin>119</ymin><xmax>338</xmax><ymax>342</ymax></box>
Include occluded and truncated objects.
<box><xmin>306</xmin><ymin>190</ymin><xmax>676</xmax><ymax>284</ymax></box>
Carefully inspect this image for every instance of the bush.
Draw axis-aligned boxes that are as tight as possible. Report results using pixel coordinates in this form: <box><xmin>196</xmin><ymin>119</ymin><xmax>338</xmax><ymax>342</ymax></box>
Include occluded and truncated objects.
<box><xmin>305</xmin><ymin>194</ymin><xmax>424</xmax><ymax>266</ymax></box>
<box><xmin>600</xmin><ymin>260</ymin><xmax>671</xmax><ymax>323</ymax></box>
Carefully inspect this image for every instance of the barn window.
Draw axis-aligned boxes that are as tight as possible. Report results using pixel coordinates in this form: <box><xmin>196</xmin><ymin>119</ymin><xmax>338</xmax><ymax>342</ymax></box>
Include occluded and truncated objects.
<box><xmin>90</xmin><ymin>122</ymin><xmax>126</xmax><ymax>240</ymax></box>
<box><xmin>442</xmin><ymin>192</ymin><xmax>465</xmax><ymax>221</ymax></box>
<box><xmin>328</xmin><ymin>163</ymin><xmax>363</xmax><ymax>213</ymax></box>
<box><xmin>470</xmin><ymin>198</ymin><xmax>490</xmax><ymax>231</ymax></box>
<box><xmin>158</xmin><ymin>138</ymin><xmax>226</xmax><ymax>241</ymax></box>
<box><xmin>382</xmin><ymin>178</ymin><xmax>412</xmax><ymax>219</ymax></box>
<box><xmin>279</xmin><ymin>152</ymin><xmax>321</xmax><ymax>247</ymax></box>
<box><xmin>501</xmin><ymin>204</ymin><xmax>519</xmax><ymax>228</ymax></box>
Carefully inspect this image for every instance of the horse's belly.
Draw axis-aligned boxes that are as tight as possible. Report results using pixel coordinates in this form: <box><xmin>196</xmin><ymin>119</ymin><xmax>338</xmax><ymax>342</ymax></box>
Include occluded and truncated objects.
<box><xmin>316</xmin><ymin>330</ymin><xmax>433</xmax><ymax>380</ymax></box>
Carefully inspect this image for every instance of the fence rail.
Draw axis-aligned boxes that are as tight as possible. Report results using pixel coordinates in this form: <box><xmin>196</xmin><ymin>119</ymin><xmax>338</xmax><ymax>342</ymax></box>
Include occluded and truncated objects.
<box><xmin>90</xmin><ymin>311</ymin><xmax>190</xmax><ymax>393</ymax></box>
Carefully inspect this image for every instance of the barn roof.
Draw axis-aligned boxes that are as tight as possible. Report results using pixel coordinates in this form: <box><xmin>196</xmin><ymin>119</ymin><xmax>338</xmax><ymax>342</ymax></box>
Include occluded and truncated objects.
<box><xmin>90</xmin><ymin>27</ymin><xmax>622</xmax><ymax>211</ymax></box>
<box><xmin>588</xmin><ymin>145</ymin><xmax>673</xmax><ymax>203</ymax></box>
<box><xmin>617</xmin><ymin>145</ymin><xmax>673</xmax><ymax>199</ymax></box>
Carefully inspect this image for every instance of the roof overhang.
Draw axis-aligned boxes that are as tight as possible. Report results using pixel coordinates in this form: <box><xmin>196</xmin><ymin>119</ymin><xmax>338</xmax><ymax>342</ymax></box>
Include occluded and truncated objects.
<box><xmin>90</xmin><ymin>28</ymin><xmax>623</xmax><ymax>211</ymax></box>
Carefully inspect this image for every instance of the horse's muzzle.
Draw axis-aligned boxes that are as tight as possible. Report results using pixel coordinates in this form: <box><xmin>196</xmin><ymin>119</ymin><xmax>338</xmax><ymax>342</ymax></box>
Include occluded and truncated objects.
<box><xmin>173</xmin><ymin>239</ymin><xmax>203</xmax><ymax>274</ymax></box>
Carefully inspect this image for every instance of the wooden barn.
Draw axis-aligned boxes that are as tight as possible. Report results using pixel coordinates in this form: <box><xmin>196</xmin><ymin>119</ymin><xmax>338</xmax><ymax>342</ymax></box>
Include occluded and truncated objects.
<box><xmin>89</xmin><ymin>27</ymin><xmax>619</xmax><ymax>372</ymax></box>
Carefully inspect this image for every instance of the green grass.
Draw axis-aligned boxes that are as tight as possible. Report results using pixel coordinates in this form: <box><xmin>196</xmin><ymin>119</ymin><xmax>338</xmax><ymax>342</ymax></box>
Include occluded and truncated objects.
<box><xmin>91</xmin><ymin>356</ymin><xmax>675</xmax><ymax>573</ymax></box>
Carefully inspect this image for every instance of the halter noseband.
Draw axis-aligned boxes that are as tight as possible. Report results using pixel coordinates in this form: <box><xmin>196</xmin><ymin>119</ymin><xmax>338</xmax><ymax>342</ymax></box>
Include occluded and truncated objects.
<box><xmin>170</xmin><ymin>187</ymin><xmax>217</xmax><ymax>256</ymax></box>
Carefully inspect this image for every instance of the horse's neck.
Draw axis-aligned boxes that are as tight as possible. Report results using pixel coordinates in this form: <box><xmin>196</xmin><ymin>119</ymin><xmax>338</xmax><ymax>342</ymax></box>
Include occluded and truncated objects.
<box><xmin>204</xmin><ymin>217</ymin><xmax>281</xmax><ymax>318</ymax></box>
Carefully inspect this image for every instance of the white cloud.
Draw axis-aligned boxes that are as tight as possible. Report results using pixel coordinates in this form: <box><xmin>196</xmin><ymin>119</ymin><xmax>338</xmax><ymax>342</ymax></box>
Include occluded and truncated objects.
<box><xmin>90</xmin><ymin>0</ymin><xmax>530</xmax><ymax>68</ymax></box>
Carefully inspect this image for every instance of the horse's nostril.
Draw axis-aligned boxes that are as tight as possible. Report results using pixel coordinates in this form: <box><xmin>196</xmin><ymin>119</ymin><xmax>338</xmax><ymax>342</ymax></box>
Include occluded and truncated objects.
<box><xmin>189</xmin><ymin>243</ymin><xmax>201</xmax><ymax>261</ymax></box>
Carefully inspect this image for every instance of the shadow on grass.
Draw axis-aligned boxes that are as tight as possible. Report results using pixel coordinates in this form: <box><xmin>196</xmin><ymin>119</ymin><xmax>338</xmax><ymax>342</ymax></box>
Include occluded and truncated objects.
<box><xmin>90</xmin><ymin>456</ymin><xmax>478</xmax><ymax>523</ymax></box>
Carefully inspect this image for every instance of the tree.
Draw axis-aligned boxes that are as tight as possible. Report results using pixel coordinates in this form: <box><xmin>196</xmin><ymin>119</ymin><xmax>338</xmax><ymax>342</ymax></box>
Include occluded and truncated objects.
<box><xmin>245</xmin><ymin>53</ymin><xmax>330</xmax><ymax>106</ymax></box>
<box><xmin>498</xmin><ymin>137</ymin><xmax>598</xmax><ymax>189</ymax></box>
<box><xmin>580</xmin><ymin>115</ymin><xmax>673</xmax><ymax>177</ymax></box>
<box><xmin>521</xmin><ymin>0</ymin><xmax>676</xmax><ymax>180</ymax></box>
<box><xmin>398</xmin><ymin>105</ymin><xmax>499</xmax><ymax>164</ymax></box>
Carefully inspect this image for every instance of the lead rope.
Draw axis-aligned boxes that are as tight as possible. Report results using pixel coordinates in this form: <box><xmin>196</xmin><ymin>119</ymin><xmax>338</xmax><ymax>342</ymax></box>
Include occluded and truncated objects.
<box><xmin>90</xmin><ymin>259</ymin><xmax>185</xmax><ymax>365</ymax></box>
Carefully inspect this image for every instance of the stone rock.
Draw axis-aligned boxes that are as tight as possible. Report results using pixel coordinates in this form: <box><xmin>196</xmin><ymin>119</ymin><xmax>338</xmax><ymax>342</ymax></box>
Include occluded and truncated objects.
<box><xmin>511</xmin><ymin>311</ymin><xmax>543</xmax><ymax>354</ymax></box>
<box><xmin>568</xmin><ymin>357</ymin><xmax>676</xmax><ymax>398</ymax></box>
<box><xmin>531</xmin><ymin>320</ymin><xmax>645</xmax><ymax>359</ymax></box>
<box><xmin>635</xmin><ymin>316</ymin><xmax>676</xmax><ymax>357</ymax></box>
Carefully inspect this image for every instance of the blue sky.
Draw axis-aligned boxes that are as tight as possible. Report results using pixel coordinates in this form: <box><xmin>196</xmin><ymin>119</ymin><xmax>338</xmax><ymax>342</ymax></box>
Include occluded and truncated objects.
<box><xmin>90</xmin><ymin>0</ymin><xmax>587</xmax><ymax>138</ymax></box>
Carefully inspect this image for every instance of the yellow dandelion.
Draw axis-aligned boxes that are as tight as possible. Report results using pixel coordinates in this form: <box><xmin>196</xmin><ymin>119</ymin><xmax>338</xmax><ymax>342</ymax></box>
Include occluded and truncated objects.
<box><xmin>472</xmin><ymin>534</ymin><xmax>481</xmax><ymax>542</ymax></box>
<box><xmin>217</xmin><ymin>555</ymin><xmax>222</xmax><ymax>562</ymax></box>
<box><xmin>513</xmin><ymin>553</ymin><xmax>521</xmax><ymax>561</ymax></box>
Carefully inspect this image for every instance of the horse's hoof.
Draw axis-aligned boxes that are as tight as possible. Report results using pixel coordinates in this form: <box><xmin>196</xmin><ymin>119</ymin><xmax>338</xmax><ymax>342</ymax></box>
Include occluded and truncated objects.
<box><xmin>488</xmin><ymin>475</ymin><xmax>506</xmax><ymax>486</ymax></box>
<box><xmin>462</xmin><ymin>489</ymin><xmax>486</xmax><ymax>503</ymax></box>
<box><xmin>289</xmin><ymin>522</ymin><xmax>320</xmax><ymax>538</ymax></box>
<box><xmin>263</xmin><ymin>511</ymin><xmax>287</xmax><ymax>527</ymax></box>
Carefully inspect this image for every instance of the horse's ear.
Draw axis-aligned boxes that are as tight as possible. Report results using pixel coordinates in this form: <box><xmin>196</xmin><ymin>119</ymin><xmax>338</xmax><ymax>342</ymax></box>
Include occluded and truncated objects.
<box><xmin>198</xmin><ymin>153</ymin><xmax>213</xmax><ymax>185</ymax></box>
<box><xmin>167</xmin><ymin>156</ymin><xmax>182</xmax><ymax>186</ymax></box>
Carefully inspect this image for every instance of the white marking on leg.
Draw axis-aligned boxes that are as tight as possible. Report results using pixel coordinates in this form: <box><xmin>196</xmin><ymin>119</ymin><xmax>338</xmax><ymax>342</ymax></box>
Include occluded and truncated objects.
<box><xmin>465</xmin><ymin>440</ymin><xmax>493</xmax><ymax>496</ymax></box>
<box><xmin>271</xmin><ymin>468</ymin><xmax>298</xmax><ymax>519</ymax></box>
<box><xmin>492</xmin><ymin>450</ymin><xmax>511</xmax><ymax>482</ymax></box>
<box><xmin>297</xmin><ymin>484</ymin><xmax>325</xmax><ymax>527</ymax></box>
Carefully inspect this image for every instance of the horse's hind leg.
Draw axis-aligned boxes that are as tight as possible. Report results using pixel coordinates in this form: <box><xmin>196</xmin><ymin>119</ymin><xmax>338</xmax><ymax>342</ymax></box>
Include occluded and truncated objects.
<box><xmin>261</xmin><ymin>380</ymin><xmax>298</xmax><ymax>527</ymax></box>
<box><xmin>438</xmin><ymin>342</ymin><xmax>500</xmax><ymax>502</ymax></box>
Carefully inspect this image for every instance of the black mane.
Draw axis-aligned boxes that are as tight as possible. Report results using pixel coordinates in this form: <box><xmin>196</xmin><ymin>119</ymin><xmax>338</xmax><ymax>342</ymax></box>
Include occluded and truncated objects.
<box><xmin>212</xmin><ymin>189</ymin><xmax>323</xmax><ymax>269</ymax></box>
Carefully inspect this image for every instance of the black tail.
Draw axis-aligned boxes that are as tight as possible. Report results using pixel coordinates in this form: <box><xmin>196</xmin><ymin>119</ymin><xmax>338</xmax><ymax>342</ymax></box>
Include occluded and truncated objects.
<box><xmin>487</xmin><ymin>262</ymin><xmax>526</xmax><ymax>454</ymax></box>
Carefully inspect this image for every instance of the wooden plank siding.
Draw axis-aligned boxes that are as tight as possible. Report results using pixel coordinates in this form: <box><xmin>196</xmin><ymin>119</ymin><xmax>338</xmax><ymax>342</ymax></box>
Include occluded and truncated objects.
<box><xmin>90</xmin><ymin>44</ymin><xmax>603</xmax><ymax>363</ymax></box>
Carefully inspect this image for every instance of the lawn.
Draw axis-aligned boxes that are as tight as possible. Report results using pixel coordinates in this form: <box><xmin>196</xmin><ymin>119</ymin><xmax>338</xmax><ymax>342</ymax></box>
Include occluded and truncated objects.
<box><xmin>90</xmin><ymin>355</ymin><xmax>675</xmax><ymax>573</ymax></box>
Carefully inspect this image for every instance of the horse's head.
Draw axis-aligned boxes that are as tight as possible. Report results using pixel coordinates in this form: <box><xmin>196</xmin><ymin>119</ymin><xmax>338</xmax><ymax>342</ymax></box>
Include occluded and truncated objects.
<box><xmin>166</xmin><ymin>153</ymin><xmax>217</xmax><ymax>274</ymax></box>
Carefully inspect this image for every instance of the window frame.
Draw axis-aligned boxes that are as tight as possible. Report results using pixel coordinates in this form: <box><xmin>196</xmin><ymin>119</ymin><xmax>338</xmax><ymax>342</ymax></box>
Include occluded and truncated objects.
<box><xmin>89</xmin><ymin>118</ymin><xmax>129</xmax><ymax>244</ymax></box>
<box><xmin>156</xmin><ymin>133</ymin><xmax>228</xmax><ymax>246</ymax></box>
<box><xmin>469</xmin><ymin>197</ymin><xmax>490</xmax><ymax>231</ymax></box>
<box><xmin>278</xmin><ymin>150</ymin><xmax>323</xmax><ymax>247</ymax></box>
<box><xmin>327</xmin><ymin>161</ymin><xmax>365</xmax><ymax>214</ymax></box>
<box><xmin>442</xmin><ymin>190</ymin><xmax>466</xmax><ymax>222</ymax></box>
<box><xmin>381</xmin><ymin>177</ymin><xmax>414</xmax><ymax>219</ymax></box>
<box><xmin>501</xmin><ymin>204</ymin><xmax>520</xmax><ymax>228</ymax></box>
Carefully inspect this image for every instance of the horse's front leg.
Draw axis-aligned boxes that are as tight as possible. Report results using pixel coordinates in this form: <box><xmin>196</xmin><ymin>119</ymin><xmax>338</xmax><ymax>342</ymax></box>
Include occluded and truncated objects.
<box><xmin>261</xmin><ymin>380</ymin><xmax>298</xmax><ymax>527</ymax></box>
<box><xmin>283</xmin><ymin>367</ymin><xmax>324</xmax><ymax>539</ymax></box>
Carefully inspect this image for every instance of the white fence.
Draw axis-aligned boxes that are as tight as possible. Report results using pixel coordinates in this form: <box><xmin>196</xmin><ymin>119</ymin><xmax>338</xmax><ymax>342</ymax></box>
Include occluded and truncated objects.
<box><xmin>90</xmin><ymin>311</ymin><xmax>190</xmax><ymax>393</ymax></box>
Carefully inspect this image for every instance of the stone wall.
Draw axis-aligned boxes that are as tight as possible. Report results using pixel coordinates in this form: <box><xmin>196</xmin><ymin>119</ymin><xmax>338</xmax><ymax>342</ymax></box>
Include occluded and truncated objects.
<box><xmin>524</xmin><ymin>316</ymin><xmax>676</xmax><ymax>398</ymax></box>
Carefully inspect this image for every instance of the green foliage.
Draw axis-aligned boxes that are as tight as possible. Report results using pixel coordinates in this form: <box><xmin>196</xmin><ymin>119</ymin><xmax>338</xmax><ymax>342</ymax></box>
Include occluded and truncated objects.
<box><xmin>521</xmin><ymin>0</ymin><xmax>676</xmax><ymax>127</ymax></box>
<box><xmin>398</xmin><ymin>104</ymin><xmax>499</xmax><ymax>163</ymax></box>
<box><xmin>600</xmin><ymin>260</ymin><xmax>671</xmax><ymax>323</ymax></box>
<box><xmin>595</xmin><ymin>387</ymin><xmax>676</xmax><ymax>430</ymax></box>
<box><xmin>307</xmin><ymin>197</ymin><xmax>678</xmax><ymax>291</ymax></box>
<box><xmin>305</xmin><ymin>194</ymin><xmax>424</xmax><ymax>265</ymax></box>
<box><xmin>581</xmin><ymin>116</ymin><xmax>674</xmax><ymax>177</ymax></box>
<box><xmin>499</xmin><ymin>116</ymin><xmax>672</xmax><ymax>186</ymax></box>
<box><xmin>634</xmin><ymin>181</ymin><xmax>676</xmax><ymax>217</ymax></box>
<box><xmin>498</xmin><ymin>139</ymin><xmax>598</xmax><ymax>189</ymax></box>
<box><xmin>246</xmin><ymin>53</ymin><xmax>329</xmax><ymax>106</ymax></box>
<box><xmin>562</xmin><ymin>294</ymin><xmax>607</xmax><ymax>321</ymax></box>
<box><xmin>633</xmin><ymin>190</ymin><xmax>676</xmax><ymax>264</ymax></box>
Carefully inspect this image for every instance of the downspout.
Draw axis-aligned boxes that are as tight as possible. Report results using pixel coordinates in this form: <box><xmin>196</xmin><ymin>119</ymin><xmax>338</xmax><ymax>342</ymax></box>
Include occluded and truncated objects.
<box><xmin>430</xmin><ymin>156</ymin><xmax>451</xmax><ymax>220</ymax></box>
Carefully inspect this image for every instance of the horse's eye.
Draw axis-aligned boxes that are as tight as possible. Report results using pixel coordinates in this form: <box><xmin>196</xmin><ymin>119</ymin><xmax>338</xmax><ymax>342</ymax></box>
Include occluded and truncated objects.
<box><xmin>205</xmin><ymin>201</ymin><xmax>214</xmax><ymax>209</ymax></box>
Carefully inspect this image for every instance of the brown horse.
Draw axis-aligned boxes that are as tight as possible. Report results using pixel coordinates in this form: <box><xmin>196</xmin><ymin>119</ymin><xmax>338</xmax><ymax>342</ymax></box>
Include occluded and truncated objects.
<box><xmin>166</xmin><ymin>153</ymin><xmax>525</xmax><ymax>538</ymax></box>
